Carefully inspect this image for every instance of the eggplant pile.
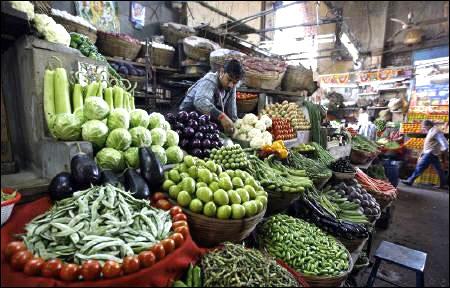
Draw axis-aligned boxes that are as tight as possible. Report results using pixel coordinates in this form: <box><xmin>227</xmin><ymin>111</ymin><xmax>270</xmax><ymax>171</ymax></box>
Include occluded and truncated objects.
<box><xmin>329</xmin><ymin>157</ymin><xmax>356</xmax><ymax>173</ymax></box>
<box><xmin>166</xmin><ymin>111</ymin><xmax>223</xmax><ymax>159</ymax></box>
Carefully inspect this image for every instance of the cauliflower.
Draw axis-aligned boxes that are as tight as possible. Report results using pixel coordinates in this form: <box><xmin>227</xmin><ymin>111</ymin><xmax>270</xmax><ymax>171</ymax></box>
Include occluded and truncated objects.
<box><xmin>33</xmin><ymin>14</ymin><xmax>70</xmax><ymax>46</ymax></box>
<box><xmin>262</xmin><ymin>131</ymin><xmax>273</xmax><ymax>144</ymax></box>
<box><xmin>250</xmin><ymin>138</ymin><xmax>265</xmax><ymax>149</ymax></box>
<box><xmin>234</xmin><ymin>119</ymin><xmax>243</xmax><ymax>129</ymax></box>
<box><xmin>239</xmin><ymin>124</ymin><xmax>253</xmax><ymax>134</ymax></box>
<box><xmin>243</xmin><ymin>113</ymin><xmax>258</xmax><ymax>126</ymax></box>
<box><xmin>260</xmin><ymin>115</ymin><xmax>272</xmax><ymax>128</ymax></box>
<box><xmin>237</xmin><ymin>133</ymin><xmax>248</xmax><ymax>141</ymax></box>
<box><xmin>248</xmin><ymin>128</ymin><xmax>262</xmax><ymax>139</ymax></box>
<box><xmin>255</xmin><ymin>120</ymin><xmax>267</xmax><ymax>132</ymax></box>
<box><xmin>10</xmin><ymin>1</ymin><xmax>35</xmax><ymax>20</ymax></box>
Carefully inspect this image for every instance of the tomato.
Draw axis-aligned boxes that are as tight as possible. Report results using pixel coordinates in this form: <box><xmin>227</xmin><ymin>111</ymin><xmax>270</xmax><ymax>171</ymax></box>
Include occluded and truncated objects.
<box><xmin>80</xmin><ymin>259</ymin><xmax>101</xmax><ymax>281</ymax></box>
<box><xmin>151</xmin><ymin>192</ymin><xmax>167</xmax><ymax>203</ymax></box>
<box><xmin>156</xmin><ymin>199</ymin><xmax>172</xmax><ymax>210</ymax></box>
<box><xmin>150</xmin><ymin>243</ymin><xmax>166</xmax><ymax>261</ymax></box>
<box><xmin>172</xmin><ymin>220</ymin><xmax>188</xmax><ymax>230</ymax></box>
<box><xmin>102</xmin><ymin>261</ymin><xmax>122</xmax><ymax>279</ymax></box>
<box><xmin>122</xmin><ymin>256</ymin><xmax>140</xmax><ymax>275</ymax></box>
<box><xmin>170</xmin><ymin>233</ymin><xmax>185</xmax><ymax>248</ymax></box>
<box><xmin>170</xmin><ymin>206</ymin><xmax>183</xmax><ymax>217</ymax></box>
<box><xmin>60</xmin><ymin>263</ymin><xmax>80</xmax><ymax>282</ymax></box>
<box><xmin>172</xmin><ymin>213</ymin><xmax>187</xmax><ymax>222</ymax></box>
<box><xmin>161</xmin><ymin>239</ymin><xmax>176</xmax><ymax>254</ymax></box>
<box><xmin>5</xmin><ymin>241</ymin><xmax>27</xmax><ymax>260</ymax></box>
<box><xmin>41</xmin><ymin>259</ymin><xmax>63</xmax><ymax>278</ymax></box>
<box><xmin>174</xmin><ymin>226</ymin><xmax>189</xmax><ymax>239</ymax></box>
<box><xmin>138</xmin><ymin>251</ymin><xmax>156</xmax><ymax>268</ymax></box>
<box><xmin>24</xmin><ymin>257</ymin><xmax>45</xmax><ymax>276</ymax></box>
<box><xmin>10</xmin><ymin>250</ymin><xmax>33</xmax><ymax>271</ymax></box>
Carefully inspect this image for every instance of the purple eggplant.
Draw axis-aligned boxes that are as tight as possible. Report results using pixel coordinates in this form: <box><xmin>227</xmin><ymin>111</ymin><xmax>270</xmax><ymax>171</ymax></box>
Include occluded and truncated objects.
<box><xmin>202</xmin><ymin>149</ymin><xmax>211</xmax><ymax>158</ymax></box>
<box><xmin>183</xmin><ymin>127</ymin><xmax>195</xmax><ymax>138</ymax></box>
<box><xmin>165</xmin><ymin>113</ymin><xmax>177</xmax><ymax>124</ymax></box>
<box><xmin>210</xmin><ymin>133</ymin><xmax>220</xmax><ymax>141</ymax></box>
<box><xmin>180</xmin><ymin>138</ymin><xmax>190</xmax><ymax>149</ymax></box>
<box><xmin>175</xmin><ymin>129</ymin><xmax>183</xmax><ymax>136</ymax></box>
<box><xmin>188</xmin><ymin>111</ymin><xmax>199</xmax><ymax>120</ymax></box>
<box><xmin>211</xmin><ymin>140</ymin><xmax>220</xmax><ymax>148</ymax></box>
<box><xmin>194</xmin><ymin>131</ymin><xmax>204</xmax><ymax>139</ymax></box>
<box><xmin>198</xmin><ymin>126</ymin><xmax>208</xmax><ymax>133</ymax></box>
<box><xmin>175</xmin><ymin>122</ymin><xmax>185</xmax><ymax>130</ymax></box>
<box><xmin>202</xmin><ymin>139</ymin><xmax>211</xmax><ymax>149</ymax></box>
<box><xmin>191</xmin><ymin>148</ymin><xmax>203</xmax><ymax>158</ymax></box>
<box><xmin>208</xmin><ymin>124</ymin><xmax>216</xmax><ymax>133</ymax></box>
<box><xmin>204</xmin><ymin>133</ymin><xmax>213</xmax><ymax>140</ymax></box>
<box><xmin>177</xmin><ymin>111</ymin><xmax>189</xmax><ymax>122</ymax></box>
<box><xmin>198</xmin><ymin>115</ymin><xmax>210</xmax><ymax>125</ymax></box>
<box><xmin>192</xmin><ymin>138</ymin><xmax>202</xmax><ymax>148</ymax></box>
<box><xmin>210</xmin><ymin>122</ymin><xmax>218</xmax><ymax>130</ymax></box>
<box><xmin>187</xmin><ymin>119</ymin><xmax>199</xmax><ymax>130</ymax></box>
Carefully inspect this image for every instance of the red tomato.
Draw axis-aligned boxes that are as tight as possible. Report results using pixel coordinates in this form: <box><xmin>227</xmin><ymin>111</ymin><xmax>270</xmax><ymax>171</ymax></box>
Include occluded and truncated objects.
<box><xmin>151</xmin><ymin>192</ymin><xmax>167</xmax><ymax>203</ymax></box>
<box><xmin>172</xmin><ymin>220</ymin><xmax>188</xmax><ymax>230</ymax></box>
<box><xmin>41</xmin><ymin>259</ymin><xmax>63</xmax><ymax>278</ymax></box>
<box><xmin>122</xmin><ymin>256</ymin><xmax>140</xmax><ymax>274</ymax></box>
<box><xmin>156</xmin><ymin>199</ymin><xmax>172</xmax><ymax>210</ymax></box>
<box><xmin>151</xmin><ymin>243</ymin><xmax>166</xmax><ymax>261</ymax></box>
<box><xmin>10</xmin><ymin>250</ymin><xmax>33</xmax><ymax>271</ymax></box>
<box><xmin>60</xmin><ymin>263</ymin><xmax>80</xmax><ymax>282</ymax></box>
<box><xmin>5</xmin><ymin>241</ymin><xmax>26</xmax><ymax>260</ymax></box>
<box><xmin>138</xmin><ymin>251</ymin><xmax>156</xmax><ymax>268</ymax></box>
<box><xmin>172</xmin><ymin>213</ymin><xmax>187</xmax><ymax>222</ymax></box>
<box><xmin>80</xmin><ymin>260</ymin><xmax>101</xmax><ymax>281</ymax></box>
<box><xmin>102</xmin><ymin>261</ymin><xmax>122</xmax><ymax>279</ymax></box>
<box><xmin>174</xmin><ymin>226</ymin><xmax>189</xmax><ymax>239</ymax></box>
<box><xmin>170</xmin><ymin>232</ymin><xmax>185</xmax><ymax>248</ymax></box>
<box><xmin>170</xmin><ymin>206</ymin><xmax>183</xmax><ymax>217</ymax></box>
<box><xmin>24</xmin><ymin>257</ymin><xmax>45</xmax><ymax>276</ymax></box>
<box><xmin>161</xmin><ymin>239</ymin><xmax>176</xmax><ymax>254</ymax></box>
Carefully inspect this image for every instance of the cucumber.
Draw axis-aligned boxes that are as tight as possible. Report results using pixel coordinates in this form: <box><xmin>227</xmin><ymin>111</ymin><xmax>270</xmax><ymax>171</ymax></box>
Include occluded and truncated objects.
<box><xmin>54</xmin><ymin>67</ymin><xmax>72</xmax><ymax>114</ymax></box>
<box><xmin>104</xmin><ymin>87</ymin><xmax>114</xmax><ymax>110</ymax></box>
<box><xmin>43</xmin><ymin>69</ymin><xmax>55</xmax><ymax>129</ymax></box>
<box><xmin>72</xmin><ymin>84</ymin><xmax>83</xmax><ymax>110</ymax></box>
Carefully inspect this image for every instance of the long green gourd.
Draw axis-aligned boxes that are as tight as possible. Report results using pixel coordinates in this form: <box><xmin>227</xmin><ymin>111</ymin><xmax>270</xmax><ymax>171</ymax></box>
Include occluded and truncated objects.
<box><xmin>54</xmin><ymin>67</ymin><xmax>72</xmax><ymax>114</ymax></box>
<box><xmin>104</xmin><ymin>87</ymin><xmax>114</xmax><ymax>110</ymax></box>
<box><xmin>96</xmin><ymin>82</ymin><xmax>103</xmax><ymax>98</ymax></box>
<box><xmin>113</xmin><ymin>86</ymin><xmax>124</xmax><ymax>108</ymax></box>
<box><xmin>72</xmin><ymin>84</ymin><xmax>83</xmax><ymax>110</ymax></box>
<box><xmin>43</xmin><ymin>68</ymin><xmax>55</xmax><ymax>129</ymax></box>
<box><xmin>123</xmin><ymin>91</ymin><xmax>130</xmax><ymax>112</ymax></box>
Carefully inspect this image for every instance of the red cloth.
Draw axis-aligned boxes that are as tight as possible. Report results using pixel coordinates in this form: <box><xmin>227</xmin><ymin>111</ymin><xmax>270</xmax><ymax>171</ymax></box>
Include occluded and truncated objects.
<box><xmin>1</xmin><ymin>197</ymin><xmax>204</xmax><ymax>287</ymax></box>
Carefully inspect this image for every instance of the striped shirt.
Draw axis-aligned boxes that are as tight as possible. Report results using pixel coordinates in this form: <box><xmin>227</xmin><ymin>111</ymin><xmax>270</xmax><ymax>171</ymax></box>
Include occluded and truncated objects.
<box><xmin>179</xmin><ymin>72</ymin><xmax>238</xmax><ymax>121</ymax></box>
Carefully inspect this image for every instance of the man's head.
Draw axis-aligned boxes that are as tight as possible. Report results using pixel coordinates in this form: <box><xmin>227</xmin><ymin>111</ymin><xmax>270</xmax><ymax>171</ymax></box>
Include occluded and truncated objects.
<box><xmin>219</xmin><ymin>59</ymin><xmax>244</xmax><ymax>91</ymax></box>
<box><xmin>369</xmin><ymin>116</ymin><xmax>376</xmax><ymax>123</ymax></box>
<box><xmin>422</xmin><ymin>120</ymin><xmax>434</xmax><ymax>132</ymax></box>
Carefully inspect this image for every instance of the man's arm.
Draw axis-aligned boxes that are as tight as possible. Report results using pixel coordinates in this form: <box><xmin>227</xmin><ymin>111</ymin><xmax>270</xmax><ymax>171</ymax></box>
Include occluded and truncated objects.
<box><xmin>192</xmin><ymin>80</ymin><xmax>222</xmax><ymax>121</ymax></box>
<box><xmin>436</xmin><ymin>132</ymin><xmax>449</xmax><ymax>151</ymax></box>
<box><xmin>225</xmin><ymin>88</ymin><xmax>238</xmax><ymax>122</ymax></box>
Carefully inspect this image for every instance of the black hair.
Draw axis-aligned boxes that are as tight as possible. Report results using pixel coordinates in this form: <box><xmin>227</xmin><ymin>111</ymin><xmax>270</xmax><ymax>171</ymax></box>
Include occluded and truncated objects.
<box><xmin>369</xmin><ymin>116</ymin><xmax>376</xmax><ymax>122</ymax></box>
<box><xmin>223</xmin><ymin>59</ymin><xmax>244</xmax><ymax>80</ymax></box>
<box><xmin>423</xmin><ymin>120</ymin><xmax>434</xmax><ymax>127</ymax></box>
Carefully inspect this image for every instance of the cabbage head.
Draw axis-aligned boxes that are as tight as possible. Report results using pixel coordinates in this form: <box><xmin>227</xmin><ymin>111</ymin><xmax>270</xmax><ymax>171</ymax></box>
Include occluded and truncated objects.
<box><xmin>130</xmin><ymin>109</ymin><xmax>149</xmax><ymax>128</ymax></box>
<box><xmin>160</xmin><ymin>120</ymin><xmax>171</xmax><ymax>131</ymax></box>
<box><xmin>107</xmin><ymin>108</ymin><xmax>130</xmax><ymax>130</ymax></box>
<box><xmin>151</xmin><ymin>145</ymin><xmax>167</xmax><ymax>165</ymax></box>
<box><xmin>151</xmin><ymin>128</ymin><xmax>167</xmax><ymax>146</ymax></box>
<box><xmin>82</xmin><ymin>120</ymin><xmax>109</xmax><ymax>149</ymax></box>
<box><xmin>124</xmin><ymin>147</ymin><xmax>139</xmax><ymax>168</ymax></box>
<box><xmin>84</xmin><ymin>97</ymin><xmax>110</xmax><ymax>120</ymax></box>
<box><xmin>148</xmin><ymin>112</ymin><xmax>165</xmax><ymax>129</ymax></box>
<box><xmin>166</xmin><ymin>146</ymin><xmax>184</xmax><ymax>164</ymax></box>
<box><xmin>95</xmin><ymin>147</ymin><xmax>125</xmax><ymax>172</ymax></box>
<box><xmin>106</xmin><ymin>128</ymin><xmax>132</xmax><ymax>151</ymax></box>
<box><xmin>52</xmin><ymin>113</ymin><xmax>82</xmax><ymax>141</ymax></box>
<box><xmin>165</xmin><ymin>130</ymin><xmax>179</xmax><ymax>147</ymax></box>
<box><xmin>74</xmin><ymin>107</ymin><xmax>86</xmax><ymax>124</ymax></box>
<box><xmin>129</xmin><ymin>127</ymin><xmax>152</xmax><ymax>147</ymax></box>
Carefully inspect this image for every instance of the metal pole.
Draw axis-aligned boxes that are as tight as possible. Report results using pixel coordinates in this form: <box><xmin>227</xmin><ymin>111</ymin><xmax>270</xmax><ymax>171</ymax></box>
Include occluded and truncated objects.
<box><xmin>195</xmin><ymin>1</ymin><xmax>238</xmax><ymax>21</ymax></box>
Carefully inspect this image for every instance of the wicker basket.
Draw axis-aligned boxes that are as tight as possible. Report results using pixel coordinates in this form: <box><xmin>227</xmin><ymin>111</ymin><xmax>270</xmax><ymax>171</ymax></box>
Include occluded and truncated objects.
<box><xmin>1</xmin><ymin>188</ymin><xmax>21</xmax><ymax>226</ymax></box>
<box><xmin>183</xmin><ymin>37</ymin><xmax>220</xmax><ymax>61</ymax></box>
<box><xmin>333</xmin><ymin>171</ymin><xmax>356</xmax><ymax>180</ymax></box>
<box><xmin>175</xmin><ymin>201</ymin><xmax>266</xmax><ymax>247</ymax></box>
<box><xmin>96</xmin><ymin>31</ymin><xmax>142</xmax><ymax>60</ymax></box>
<box><xmin>373</xmin><ymin>195</ymin><xmax>393</xmax><ymax>210</ymax></box>
<box><xmin>350</xmin><ymin>149</ymin><xmax>377</xmax><ymax>165</ymax></box>
<box><xmin>312</xmin><ymin>174</ymin><xmax>332</xmax><ymax>190</ymax></box>
<box><xmin>237</xmin><ymin>98</ymin><xmax>258</xmax><ymax>113</ymax></box>
<box><xmin>52</xmin><ymin>14</ymin><xmax>97</xmax><ymax>44</ymax></box>
<box><xmin>33</xmin><ymin>1</ymin><xmax>52</xmax><ymax>15</ymax></box>
<box><xmin>138</xmin><ymin>45</ymin><xmax>175</xmax><ymax>67</ymax></box>
<box><xmin>265</xmin><ymin>190</ymin><xmax>302</xmax><ymax>216</ymax></box>
<box><xmin>244</xmin><ymin>70</ymin><xmax>285</xmax><ymax>90</ymax></box>
<box><xmin>160</xmin><ymin>22</ymin><xmax>196</xmax><ymax>46</ymax></box>
<box><xmin>281</xmin><ymin>65</ymin><xmax>315</xmax><ymax>93</ymax></box>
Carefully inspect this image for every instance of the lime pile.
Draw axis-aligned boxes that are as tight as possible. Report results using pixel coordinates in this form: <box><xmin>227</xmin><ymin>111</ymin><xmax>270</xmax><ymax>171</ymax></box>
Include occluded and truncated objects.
<box><xmin>209</xmin><ymin>145</ymin><xmax>250</xmax><ymax>170</ymax></box>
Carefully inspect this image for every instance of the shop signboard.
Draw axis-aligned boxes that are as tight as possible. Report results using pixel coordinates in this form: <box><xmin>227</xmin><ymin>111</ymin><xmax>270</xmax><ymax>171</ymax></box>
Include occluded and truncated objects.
<box><xmin>75</xmin><ymin>1</ymin><xmax>120</xmax><ymax>33</ymax></box>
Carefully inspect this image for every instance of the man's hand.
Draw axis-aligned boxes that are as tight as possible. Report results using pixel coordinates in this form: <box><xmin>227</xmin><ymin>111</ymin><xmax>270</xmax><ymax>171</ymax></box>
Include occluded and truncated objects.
<box><xmin>219</xmin><ymin>113</ymin><xmax>234</xmax><ymax>136</ymax></box>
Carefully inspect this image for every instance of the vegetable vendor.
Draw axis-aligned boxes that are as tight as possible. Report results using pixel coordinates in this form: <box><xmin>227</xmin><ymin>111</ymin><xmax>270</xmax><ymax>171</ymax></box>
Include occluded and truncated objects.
<box><xmin>402</xmin><ymin>120</ymin><xmax>449</xmax><ymax>189</ymax></box>
<box><xmin>179</xmin><ymin>59</ymin><xmax>244</xmax><ymax>136</ymax></box>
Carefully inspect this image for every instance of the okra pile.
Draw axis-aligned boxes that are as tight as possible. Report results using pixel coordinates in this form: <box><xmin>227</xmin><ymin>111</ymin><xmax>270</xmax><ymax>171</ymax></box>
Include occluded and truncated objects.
<box><xmin>257</xmin><ymin>214</ymin><xmax>350</xmax><ymax>277</ymax></box>
<box><xmin>201</xmin><ymin>242</ymin><xmax>299</xmax><ymax>287</ymax></box>
<box><xmin>22</xmin><ymin>184</ymin><xmax>172</xmax><ymax>264</ymax></box>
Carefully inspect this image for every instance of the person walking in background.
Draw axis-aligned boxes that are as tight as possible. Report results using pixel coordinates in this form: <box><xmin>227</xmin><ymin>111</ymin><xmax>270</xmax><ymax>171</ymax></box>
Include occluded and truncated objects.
<box><xmin>359</xmin><ymin>116</ymin><xmax>377</xmax><ymax>141</ymax></box>
<box><xmin>402</xmin><ymin>120</ymin><xmax>449</xmax><ymax>189</ymax></box>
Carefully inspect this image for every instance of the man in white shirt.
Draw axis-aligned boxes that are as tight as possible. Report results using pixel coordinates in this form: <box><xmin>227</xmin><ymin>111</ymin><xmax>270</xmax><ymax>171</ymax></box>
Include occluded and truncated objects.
<box><xmin>402</xmin><ymin>120</ymin><xmax>449</xmax><ymax>189</ymax></box>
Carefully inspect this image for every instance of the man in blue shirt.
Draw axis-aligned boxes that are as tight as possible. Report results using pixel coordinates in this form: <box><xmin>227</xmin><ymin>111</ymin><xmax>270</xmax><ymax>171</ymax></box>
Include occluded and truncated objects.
<box><xmin>179</xmin><ymin>59</ymin><xmax>244</xmax><ymax>136</ymax></box>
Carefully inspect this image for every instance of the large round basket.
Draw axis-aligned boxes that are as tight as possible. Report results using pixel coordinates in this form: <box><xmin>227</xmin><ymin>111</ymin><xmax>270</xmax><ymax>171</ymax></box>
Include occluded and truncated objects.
<box><xmin>237</xmin><ymin>98</ymin><xmax>258</xmax><ymax>113</ymax></box>
<box><xmin>265</xmin><ymin>190</ymin><xmax>302</xmax><ymax>216</ymax></box>
<box><xmin>52</xmin><ymin>14</ymin><xmax>97</xmax><ymax>44</ymax></box>
<box><xmin>281</xmin><ymin>65</ymin><xmax>315</xmax><ymax>93</ymax></box>
<box><xmin>160</xmin><ymin>22</ymin><xmax>196</xmax><ymax>46</ymax></box>
<box><xmin>335</xmin><ymin>236</ymin><xmax>368</xmax><ymax>253</ymax></box>
<box><xmin>350</xmin><ymin>149</ymin><xmax>378</xmax><ymax>165</ymax></box>
<box><xmin>244</xmin><ymin>70</ymin><xmax>285</xmax><ymax>90</ymax></box>
<box><xmin>138</xmin><ymin>45</ymin><xmax>175</xmax><ymax>67</ymax></box>
<box><xmin>96</xmin><ymin>31</ymin><xmax>142</xmax><ymax>60</ymax></box>
<box><xmin>333</xmin><ymin>171</ymin><xmax>356</xmax><ymax>180</ymax></box>
<box><xmin>174</xmin><ymin>201</ymin><xmax>266</xmax><ymax>247</ymax></box>
<box><xmin>372</xmin><ymin>195</ymin><xmax>393</xmax><ymax>210</ymax></box>
<box><xmin>298</xmin><ymin>246</ymin><xmax>353</xmax><ymax>287</ymax></box>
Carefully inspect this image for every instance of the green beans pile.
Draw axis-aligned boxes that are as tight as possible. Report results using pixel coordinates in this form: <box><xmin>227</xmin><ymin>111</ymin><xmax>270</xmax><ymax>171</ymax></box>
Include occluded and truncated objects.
<box><xmin>257</xmin><ymin>214</ymin><xmax>350</xmax><ymax>277</ymax></box>
<box><xmin>309</xmin><ymin>142</ymin><xmax>335</xmax><ymax>167</ymax></box>
<box><xmin>22</xmin><ymin>184</ymin><xmax>172</xmax><ymax>264</ymax></box>
<box><xmin>201</xmin><ymin>242</ymin><xmax>300</xmax><ymax>287</ymax></box>
<box><xmin>286</xmin><ymin>151</ymin><xmax>332</xmax><ymax>180</ymax></box>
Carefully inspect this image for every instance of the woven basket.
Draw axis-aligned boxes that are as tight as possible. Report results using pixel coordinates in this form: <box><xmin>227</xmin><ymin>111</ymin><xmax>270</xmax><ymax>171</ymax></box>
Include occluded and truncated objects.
<box><xmin>350</xmin><ymin>149</ymin><xmax>377</xmax><ymax>165</ymax></box>
<box><xmin>336</xmin><ymin>236</ymin><xmax>368</xmax><ymax>253</ymax></box>
<box><xmin>161</xmin><ymin>23</ymin><xmax>196</xmax><ymax>46</ymax></box>
<box><xmin>244</xmin><ymin>70</ymin><xmax>285</xmax><ymax>90</ymax></box>
<box><xmin>173</xmin><ymin>201</ymin><xmax>266</xmax><ymax>247</ymax></box>
<box><xmin>96</xmin><ymin>31</ymin><xmax>142</xmax><ymax>60</ymax></box>
<box><xmin>237</xmin><ymin>98</ymin><xmax>258</xmax><ymax>113</ymax></box>
<box><xmin>298</xmin><ymin>247</ymin><xmax>353</xmax><ymax>287</ymax></box>
<box><xmin>281</xmin><ymin>65</ymin><xmax>315</xmax><ymax>93</ymax></box>
<box><xmin>52</xmin><ymin>14</ymin><xmax>97</xmax><ymax>44</ymax></box>
<box><xmin>373</xmin><ymin>196</ymin><xmax>393</xmax><ymax>210</ymax></box>
<box><xmin>312</xmin><ymin>174</ymin><xmax>332</xmax><ymax>190</ymax></box>
<box><xmin>183</xmin><ymin>38</ymin><xmax>218</xmax><ymax>61</ymax></box>
<box><xmin>1</xmin><ymin>188</ymin><xmax>21</xmax><ymax>226</ymax></box>
<box><xmin>138</xmin><ymin>45</ymin><xmax>175</xmax><ymax>67</ymax></box>
<box><xmin>266</xmin><ymin>190</ymin><xmax>302</xmax><ymax>216</ymax></box>
<box><xmin>33</xmin><ymin>1</ymin><xmax>52</xmax><ymax>15</ymax></box>
<box><xmin>333</xmin><ymin>171</ymin><xmax>356</xmax><ymax>180</ymax></box>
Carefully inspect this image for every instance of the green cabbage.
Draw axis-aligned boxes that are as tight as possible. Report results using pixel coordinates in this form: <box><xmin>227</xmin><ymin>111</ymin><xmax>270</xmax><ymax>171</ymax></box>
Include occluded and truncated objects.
<box><xmin>84</xmin><ymin>97</ymin><xmax>110</xmax><ymax>120</ymax></box>
<box><xmin>95</xmin><ymin>147</ymin><xmax>125</xmax><ymax>172</ymax></box>
<box><xmin>129</xmin><ymin>126</ymin><xmax>152</xmax><ymax>147</ymax></box>
<box><xmin>82</xmin><ymin>120</ymin><xmax>109</xmax><ymax>148</ymax></box>
<box><xmin>160</xmin><ymin>120</ymin><xmax>171</xmax><ymax>131</ymax></box>
<box><xmin>166</xmin><ymin>146</ymin><xmax>184</xmax><ymax>164</ymax></box>
<box><xmin>151</xmin><ymin>145</ymin><xmax>167</xmax><ymax>165</ymax></box>
<box><xmin>106</xmin><ymin>128</ymin><xmax>132</xmax><ymax>151</ymax></box>
<box><xmin>107</xmin><ymin>108</ymin><xmax>130</xmax><ymax>130</ymax></box>
<box><xmin>150</xmin><ymin>128</ymin><xmax>167</xmax><ymax>146</ymax></box>
<box><xmin>130</xmin><ymin>109</ymin><xmax>149</xmax><ymax>128</ymax></box>
<box><xmin>74</xmin><ymin>107</ymin><xmax>86</xmax><ymax>124</ymax></box>
<box><xmin>148</xmin><ymin>112</ymin><xmax>165</xmax><ymax>129</ymax></box>
<box><xmin>124</xmin><ymin>147</ymin><xmax>139</xmax><ymax>168</ymax></box>
<box><xmin>165</xmin><ymin>130</ymin><xmax>179</xmax><ymax>147</ymax></box>
<box><xmin>52</xmin><ymin>113</ymin><xmax>82</xmax><ymax>141</ymax></box>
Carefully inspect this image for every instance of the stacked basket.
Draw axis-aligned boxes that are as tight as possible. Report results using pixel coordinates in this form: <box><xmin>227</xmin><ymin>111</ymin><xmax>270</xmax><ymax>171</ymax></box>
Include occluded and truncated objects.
<box><xmin>161</xmin><ymin>22</ymin><xmax>196</xmax><ymax>45</ymax></box>
<box><xmin>243</xmin><ymin>57</ymin><xmax>288</xmax><ymax>90</ymax></box>
<box><xmin>96</xmin><ymin>31</ymin><xmax>142</xmax><ymax>60</ymax></box>
<box><xmin>183</xmin><ymin>36</ymin><xmax>220</xmax><ymax>62</ymax></box>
